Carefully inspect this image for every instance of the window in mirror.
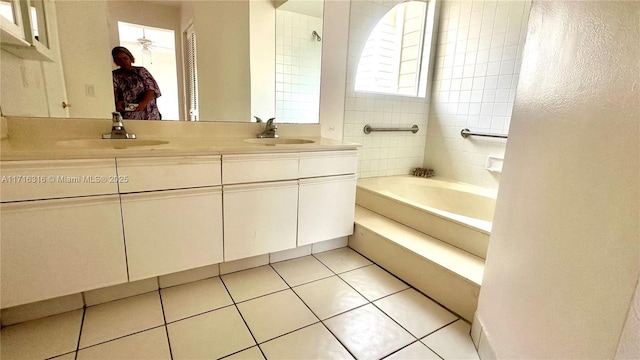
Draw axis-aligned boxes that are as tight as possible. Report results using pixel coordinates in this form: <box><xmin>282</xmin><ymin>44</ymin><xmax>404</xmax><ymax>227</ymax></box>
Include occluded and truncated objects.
<box><xmin>117</xmin><ymin>21</ymin><xmax>179</xmax><ymax>120</ymax></box>
<box><xmin>1</xmin><ymin>0</ymin><xmax>16</xmax><ymax>23</ymax></box>
<box><xmin>355</xmin><ymin>0</ymin><xmax>432</xmax><ymax>97</ymax></box>
<box><xmin>29</xmin><ymin>0</ymin><xmax>48</xmax><ymax>48</ymax></box>
<box><xmin>0</xmin><ymin>0</ymin><xmax>25</xmax><ymax>43</ymax></box>
<box><xmin>185</xmin><ymin>25</ymin><xmax>199</xmax><ymax>121</ymax></box>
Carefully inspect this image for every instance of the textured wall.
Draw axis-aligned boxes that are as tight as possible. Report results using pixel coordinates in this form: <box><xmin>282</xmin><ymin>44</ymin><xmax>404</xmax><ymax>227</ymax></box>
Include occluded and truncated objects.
<box><xmin>477</xmin><ymin>1</ymin><xmax>640</xmax><ymax>358</ymax></box>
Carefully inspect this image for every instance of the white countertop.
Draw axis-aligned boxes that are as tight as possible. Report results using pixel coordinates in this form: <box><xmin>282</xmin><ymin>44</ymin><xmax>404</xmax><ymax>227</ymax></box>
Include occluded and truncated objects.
<box><xmin>1</xmin><ymin>136</ymin><xmax>358</xmax><ymax>160</ymax></box>
<box><xmin>0</xmin><ymin>117</ymin><xmax>359</xmax><ymax>161</ymax></box>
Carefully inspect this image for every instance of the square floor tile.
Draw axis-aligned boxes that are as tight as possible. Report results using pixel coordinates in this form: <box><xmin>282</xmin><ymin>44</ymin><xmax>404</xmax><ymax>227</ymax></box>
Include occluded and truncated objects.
<box><xmin>374</xmin><ymin>288</ymin><xmax>458</xmax><ymax>338</ymax></box>
<box><xmin>324</xmin><ymin>304</ymin><xmax>414</xmax><ymax>360</ymax></box>
<box><xmin>221</xmin><ymin>265</ymin><xmax>289</xmax><ymax>302</ymax></box>
<box><xmin>340</xmin><ymin>264</ymin><xmax>409</xmax><ymax>301</ymax></box>
<box><xmin>161</xmin><ymin>277</ymin><xmax>233</xmax><ymax>323</ymax></box>
<box><xmin>260</xmin><ymin>323</ymin><xmax>353</xmax><ymax>359</ymax></box>
<box><xmin>51</xmin><ymin>353</ymin><xmax>76</xmax><ymax>360</ymax></box>
<box><xmin>168</xmin><ymin>306</ymin><xmax>255</xmax><ymax>359</ymax></box>
<box><xmin>237</xmin><ymin>289</ymin><xmax>318</xmax><ymax>343</ymax></box>
<box><xmin>80</xmin><ymin>292</ymin><xmax>164</xmax><ymax>348</ymax></box>
<box><xmin>422</xmin><ymin>320</ymin><xmax>479</xmax><ymax>360</ymax></box>
<box><xmin>223</xmin><ymin>346</ymin><xmax>264</xmax><ymax>359</ymax></box>
<box><xmin>313</xmin><ymin>247</ymin><xmax>371</xmax><ymax>273</ymax></box>
<box><xmin>386</xmin><ymin>341</ymin><xmax>441</xmax><ymax>360</ymax></box>
<box><xmin>271</xmin><ymin>256</ymin><xmax>334</xmax><ymax>286</ymax></box>
<box><xmin>0</xmin><ymin>309</ymin><xmax>83</xmax><ymax>360</ymax></box>
<box><xmin>293</xmin><ymin>276</ymin><xmax>368</xmax><ymax>320</ymax></box>
<box><xmin>77</xmin><ymin>327</ymin><xmax>170</xmax><ymax>359</ymax></box>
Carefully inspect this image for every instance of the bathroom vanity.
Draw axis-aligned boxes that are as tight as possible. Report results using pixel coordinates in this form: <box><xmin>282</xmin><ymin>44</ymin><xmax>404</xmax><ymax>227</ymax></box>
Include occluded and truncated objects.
<box><xmin>0</xmin><ymin>117</ymin><xmax>358</xmax><ymax>308</ymax></box>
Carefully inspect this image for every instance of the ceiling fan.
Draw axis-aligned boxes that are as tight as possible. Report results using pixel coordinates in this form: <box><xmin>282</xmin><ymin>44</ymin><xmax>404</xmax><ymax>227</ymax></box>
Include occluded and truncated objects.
<box><xmin>137</xmin><ymin>29</ymin><xmax>155</xmax><ymax>52</ymax></box>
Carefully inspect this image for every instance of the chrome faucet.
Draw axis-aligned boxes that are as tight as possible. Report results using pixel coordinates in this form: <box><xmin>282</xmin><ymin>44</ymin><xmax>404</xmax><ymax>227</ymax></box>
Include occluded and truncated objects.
<box><xmin>257</xmin><ymin>118</ymin><xmax>278</xmax><ymax>138</ymax></box>
<box><xmin>103</xmin><ymin>112</ymin><xmax>136</xmax><ymax>139</ymax></box>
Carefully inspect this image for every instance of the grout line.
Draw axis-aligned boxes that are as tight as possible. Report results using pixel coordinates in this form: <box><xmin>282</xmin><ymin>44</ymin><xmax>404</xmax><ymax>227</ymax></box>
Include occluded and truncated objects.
<box><xmin>75</xmin><ymin>324</ymin><xmax>166</xmax><ymax>352</ymax></box>
<box><xmin>420</xmin><ymin>318</ymin><xmax>461</xmax><ymax>340</ymax></box>
<box><xmin>157</xmin><ymin>289</ymin><xmax>174</xmax><ymax>360</ymax></box>
<box><xmin>73</xmin><ymin>307</ymin><xmax>86</xmax><ymax>360</ymax></box>
<box><xmin>164</xmin><ymin>303</ymin><xmax>236</xmax><ymax>325</ymax></box>
<box><xmin>379</xmin><ymin>339</ymin><xmax>425</xmax><ymax>360</ymax></box>
<box><xmin>219</xmin><ymin>275</ymin><xmax>268</xmax><ymax>360</ymax></box>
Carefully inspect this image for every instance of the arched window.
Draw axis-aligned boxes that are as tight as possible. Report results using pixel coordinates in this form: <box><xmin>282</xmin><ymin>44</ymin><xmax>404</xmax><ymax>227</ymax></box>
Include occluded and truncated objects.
<box><xmin>355</xmin><ymin>0</ymin><xmax>434</xmax><ymax>97</ymax></box>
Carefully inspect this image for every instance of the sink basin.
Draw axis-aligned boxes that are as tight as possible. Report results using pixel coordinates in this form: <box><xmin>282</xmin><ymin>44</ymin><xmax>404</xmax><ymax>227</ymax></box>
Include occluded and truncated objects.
<box><xmin>56</xmin><ymin>139</ymin><xmax>169</xmax><ymax>149</ymax></box>
<box><xmin>244</xmin><ymin>138</ymin><xmax>315</xmax><ymax>145</ymax></box>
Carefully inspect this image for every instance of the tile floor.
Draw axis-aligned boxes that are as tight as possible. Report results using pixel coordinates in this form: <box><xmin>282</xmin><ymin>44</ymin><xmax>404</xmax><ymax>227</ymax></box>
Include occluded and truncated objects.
<box><xmin>1</xmin><ymin>247</ymin><xmax>480</xmax><ymax>360</ymax></box>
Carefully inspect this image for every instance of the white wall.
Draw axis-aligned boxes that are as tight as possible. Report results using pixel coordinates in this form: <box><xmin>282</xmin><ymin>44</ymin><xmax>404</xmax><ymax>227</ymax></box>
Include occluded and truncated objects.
<box><xmin>250</xmin><ymin>0</ymin><xmax>276</xmax><ymax>121</ymax></box>
<box><xmin>424</xmin><ymin>0</ymin><xmax>530</xmax><ymax>189</ymax></box>
<box><xmin>319</xmin><ymin>0</ymin><xmax>350</xmax><ymax>141</ymax></box>
<box><xmin>342</xmin><ymin>0</ymin><xmax>433</xmax><ymax>178</ymax></box>
<box><xmin>193</xmin><ymin>1</ymin><xmax>251</xmax><ymax>121</ymax></box>
<box><xmin>476</xmin><ymin>1</ymin><xmax>640</xmax><ymax>358</ymax></box>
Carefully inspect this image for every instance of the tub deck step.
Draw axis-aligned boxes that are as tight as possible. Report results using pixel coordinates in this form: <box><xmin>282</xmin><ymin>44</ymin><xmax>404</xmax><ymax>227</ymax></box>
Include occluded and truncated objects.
<box><xmin>349</xmin><ymin>206</ymin><xmax>484</xmax><ymax>321</ymax></box>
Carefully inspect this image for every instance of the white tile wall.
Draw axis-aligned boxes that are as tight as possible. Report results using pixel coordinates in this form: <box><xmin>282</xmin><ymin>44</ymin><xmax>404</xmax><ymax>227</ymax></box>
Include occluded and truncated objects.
<box><xmin>276</xmin><ymin>10</ymin><xmax>323</xmax><ymax>124</ymax></box>
<box><xmin>343</xmin><ymin>0</ymin><xmax>431</xmax><ymax>178</ymax></box>
<box><xmin>424</xmin><ymin>0</ymin><xmax>530</xmax><ymax>189</ymax></box>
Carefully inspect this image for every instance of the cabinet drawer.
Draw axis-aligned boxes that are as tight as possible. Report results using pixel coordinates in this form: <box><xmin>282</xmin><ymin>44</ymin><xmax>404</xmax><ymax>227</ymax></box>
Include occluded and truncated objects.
<box><xmin>298</xmin><ymin>175</ymin><xmax>357</xmax><ymax>246</ymax></box>
<box><xmin>299</xmin><ymin>150</ymin><xmax>358</xmax><ymax>178</ymax></box>
<box><xmin>121</xmin><ymin>187</ymin><xmax>223</xmax><ymax>281</ymax></box>
<box><xmin>223</xmin><ymin>181</ymin><xmax>298</xmax><ymax>261</ymax></box>
<box><xmin>0</xmin><ymin>195</ymin><xmax>128</xmax><ymax>308</ymax></box>
<box><xmin>222</xmin><ymin>153</ymin><xmax>299</xmax><ymax>184</ymax></box>
<box><xmin>117</xmin><ymin>156</ymin><xmax>221</xmax><ymax>192</ymax></box>
<box><xmin>1</xmin><ymin>159</ymin><xmax>118</xmax><ymax>202</ymax></box>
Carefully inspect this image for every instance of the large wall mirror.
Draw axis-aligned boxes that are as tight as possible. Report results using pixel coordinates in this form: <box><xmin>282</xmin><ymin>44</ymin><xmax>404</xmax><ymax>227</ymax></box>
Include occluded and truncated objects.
<box><xmin>0</xmin><ymin>0</ymin><xmax>324</xmax><ymax>123</ymax></box>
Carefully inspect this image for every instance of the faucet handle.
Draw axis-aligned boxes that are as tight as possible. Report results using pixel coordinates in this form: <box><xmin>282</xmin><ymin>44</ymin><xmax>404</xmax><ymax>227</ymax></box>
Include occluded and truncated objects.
<box><xmin>266</xmin><ymin>118</ymin><xmax>276</xmax><ymax>126</ymax></box>
<box><xmin>254</xmin><ymin>116</ymin><xmax>263</xmax><ymax>123</ymax></box>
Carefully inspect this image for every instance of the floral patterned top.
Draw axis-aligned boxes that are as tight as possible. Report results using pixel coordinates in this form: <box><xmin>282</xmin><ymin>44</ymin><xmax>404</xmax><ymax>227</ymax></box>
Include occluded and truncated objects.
<box><xmin>112</xmin><ymin>66</ymin><xmax>162</xmax><ymax>120</ymax></box>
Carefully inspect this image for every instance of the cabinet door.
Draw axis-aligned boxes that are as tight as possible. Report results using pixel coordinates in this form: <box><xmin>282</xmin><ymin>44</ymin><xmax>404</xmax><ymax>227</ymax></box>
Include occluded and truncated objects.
<box><xmin>223</xmin><ymin>181</ymin><xmax>298</xmax><ymax>261</ymax></box>
<box><xmin>1</xmin><ymin>195</ymin><xmax>127</xmax><ymax>308</ymax></box>
<box><xmin>298</xmin><ymin>175</ymin><xmax>357</xmax><ymax>246</ymax></box>
<box><xmin>121</xmin><ymin>187</ymin><xmax>223</xmax><ymax>281</ymax></box>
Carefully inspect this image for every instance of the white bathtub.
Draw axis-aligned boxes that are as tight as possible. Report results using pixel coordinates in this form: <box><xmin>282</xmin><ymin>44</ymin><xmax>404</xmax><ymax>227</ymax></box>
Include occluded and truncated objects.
<box><xmin>356</xmin><ymin>175</ymin><xmax>497</xmax><ymax>258</ymax></box>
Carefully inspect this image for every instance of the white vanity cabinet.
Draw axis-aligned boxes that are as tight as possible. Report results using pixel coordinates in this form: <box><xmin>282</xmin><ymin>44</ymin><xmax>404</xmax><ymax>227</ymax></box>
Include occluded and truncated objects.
<box><xmin>297</xmin><ymin>151</ymin><xmax>358</xmax><ymax>246</ymax></box>
<box><xmin>116</xmin><ymin>156</ymin><xmax>223</xmax><ymax>281</ymax></box>
<box><xmin>298</xmin><ymin>174</ymin><xmax>357</xmax><ymax>246</ymax></box>
<box><xmin>221</xmin><ymin>150</ymin><xmax>358</xmax><ymax>260</ymax></box>
<box><xmin>222</xmin><ymin>153</ymin><xmax>299</xmax><ymax>261</ymax></box>
<box><xmin>0</xmin><ymin>159</ymin><xmax>128</xmax><ymax>308</ymax></box>
<box><xmin>223</xmin><ymin>181</ymin><xmax>299</xmax><ymax>261</ymax></box>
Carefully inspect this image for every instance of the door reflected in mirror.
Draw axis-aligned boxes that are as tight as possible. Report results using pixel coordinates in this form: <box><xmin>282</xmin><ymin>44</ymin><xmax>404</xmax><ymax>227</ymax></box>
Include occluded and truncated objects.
<box><xmin>116</xmin><ymin>22</ymin><xmax>179</xmax><ymax>121</ymax></box>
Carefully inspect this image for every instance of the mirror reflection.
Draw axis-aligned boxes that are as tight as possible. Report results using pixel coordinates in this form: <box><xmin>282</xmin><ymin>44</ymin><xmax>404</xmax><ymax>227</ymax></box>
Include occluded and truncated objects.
<box><xmin>0</xmin><ymin>0</ymin><xmax>324</xmax><ymax>123</ymax></box>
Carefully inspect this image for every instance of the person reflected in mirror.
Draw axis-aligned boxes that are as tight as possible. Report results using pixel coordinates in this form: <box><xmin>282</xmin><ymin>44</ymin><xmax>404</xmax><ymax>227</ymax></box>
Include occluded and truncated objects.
<box><xmin>112</xmin><ymin>46</ymin><xmax>162</xmax><ymax>120</ymax></box>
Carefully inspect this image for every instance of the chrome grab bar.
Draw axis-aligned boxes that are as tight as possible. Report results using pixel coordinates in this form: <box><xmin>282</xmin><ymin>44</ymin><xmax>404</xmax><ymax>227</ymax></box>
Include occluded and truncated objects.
<box><xmin>363</xmin><ymin>124</ymin><xmax>419</xmax><ymax>134</ymax></box>
<box><xmin>460</xmin><ymin>128</ymin><xmax>508</xmax><ymax>139</ymax></box>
